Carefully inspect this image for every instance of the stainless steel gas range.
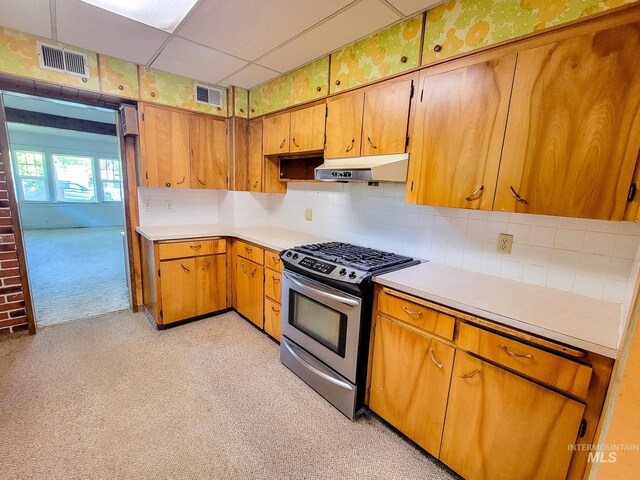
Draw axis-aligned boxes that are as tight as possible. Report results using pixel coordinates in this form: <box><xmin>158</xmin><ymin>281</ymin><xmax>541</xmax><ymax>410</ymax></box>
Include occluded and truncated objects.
<box><xmin>279</xmin><ymin>242</ymin><xmax>420</xmax><ymax>419</ymax></box>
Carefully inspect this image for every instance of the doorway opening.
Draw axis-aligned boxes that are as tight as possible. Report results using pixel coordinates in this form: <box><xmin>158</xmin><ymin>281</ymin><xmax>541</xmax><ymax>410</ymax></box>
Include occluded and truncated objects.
<box><xmin>2</xmin><ymin>91</ymin><xmax>129</xmax><ymax>326</ymax></box>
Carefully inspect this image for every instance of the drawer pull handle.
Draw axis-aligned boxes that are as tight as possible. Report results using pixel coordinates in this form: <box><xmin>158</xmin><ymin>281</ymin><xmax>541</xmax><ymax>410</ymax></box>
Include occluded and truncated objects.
<box><xmin>251</xmin><ymin>268</ymin><xmax>257</xmax><ymax>277</ymax></box>
<box><xmin>180</xmin><ymin>264</ymin><xmax>190</xmax><ymax>273</ymax></box>
<box><xmin>346</xmin><ymin>139</ymin><xmax>355</xmax><ymax>153</ymax></box>
<box><xmin>292</xmin><ymin>137</ymin><xmax>300</xmax><ymax>148</ymax></box>
<box><xmin>176</xmin><ymin>176</ymin><xmax>186</xmax><ymax>185</ymax></box>
<box><xmin>272</xmin><ymin>257</ymin><xmax>280</xmax><ymax>263</ymax></box>
<box><xmin>367</xmin><ymin>137</ymin><xmax>378</xmax><ymax>149</ymax></box>
<box><xmin>241</xmin><ymin>262</ymin><xmax>247</xmax><ymax>274</ymax></box>
<box><xmin>196</xmin><ymin>176</ymin><xmax>206</xmax><ymax>186</ymax></box>
<box><xmin>190</xmin><ymin>244</ymin><xmax>202</xmax><ymax>249</ymax></box>
<box><xmin>401</xmin><ymin>305</ymin><xmax>422</xmax><ymax>316</ymax></box>
<box><xmin>279</xmin><ymin>139</ymin><xmax>286</xmax><ymax>149</ymax></box>
<box><xmin>460</xmin><ymin>369</ymin><xmax>481</xmax><ymax>379</ymax></box>
<box><xmin>273</xmin><ymin>277</ymin><xmax>280</xmax><ymax>283</ymax></box>
<box><xmin>272</xmin><ymin>306</ymin><xmax>280</xmax><ymax>313</ymax></box>
<box><xmin>509</xmin><ymin>186</ymin><xmax>528</xmax><ymax>205</ymax></box>
<box><xmin>465</xmin><ymin>185</ymin><xmax>484</xmax><ymax>201</ymax></box>
<box><xmin>500</xmin><ymin>344</ymin><xmax>533</xmax><ymax>359</ymax></box>
<box><xmin>429</xmin><ymin>348</ymin><xmax>443</xmax><ymax>369</ymax></box>
<box><xmin>252</xmin><ymin>179</ymin><xmax>259</xmax><ymax>188</ymax></box>
<box><xmin>245</xmin><ymin>246</ymin><xmax>253</xmax><ymax>252</ymax></box>
<box><xmin>200</xmin><ymin>261</ymin><xmax>210</xmax><ymax>270</ymax></box>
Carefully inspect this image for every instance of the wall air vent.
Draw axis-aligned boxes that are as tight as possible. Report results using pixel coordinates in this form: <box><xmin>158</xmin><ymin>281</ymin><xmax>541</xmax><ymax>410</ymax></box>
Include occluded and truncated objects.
<box><xmin>36</xmin><ymin>42</ymin><xmax>89</xmax><ymax>78</ymax></box>
<box><xmin>195</xmin><ymin>84</ymin><xmax>223</xmax><ymax>108</ymax></box>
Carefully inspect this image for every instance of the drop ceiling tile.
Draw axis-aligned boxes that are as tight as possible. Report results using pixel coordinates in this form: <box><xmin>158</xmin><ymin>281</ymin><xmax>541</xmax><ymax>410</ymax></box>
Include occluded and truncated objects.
<box><xmin>257</xmin><ymin>0</ymin><xmax>399</xmax><ymax>73</ymax></box>
<box><xmin>386</xmin><ymin>0</ymin><xmax>443</xmax><ymax>16</ymax></box>
<box><xmin>178</xmin><ymin>0</ymin><xmax>353</xmax><ymax>61</ymax></box>
<box><xmin>0</xmin><ymin>0</ymin><xmax>52</xmax><ymax>38</ymax></box>
<box><xmin>219</xmin><ymin>64</ymin><xmax>280</xmax><ymax>89</ymax></box>
<box><xmin>55</xmin><ymin>0</ymin><xmax>170</xmax><ymax>65</ymax></box>
<box><xmin>153</xmin><ymin>37</ymin><xmax>247</xmax><ymax>85</ymax></box>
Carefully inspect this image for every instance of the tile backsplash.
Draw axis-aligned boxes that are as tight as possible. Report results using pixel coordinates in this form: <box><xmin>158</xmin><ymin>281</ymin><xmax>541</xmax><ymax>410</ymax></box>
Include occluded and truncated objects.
<box><xmin>138</xmin><ymin>187</ymin><xmax>221</xmax><ymax>227</ymax></box>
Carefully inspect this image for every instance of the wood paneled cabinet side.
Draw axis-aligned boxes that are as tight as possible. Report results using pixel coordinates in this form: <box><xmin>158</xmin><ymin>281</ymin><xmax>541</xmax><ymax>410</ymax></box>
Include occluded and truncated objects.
<box><xmin>138</xmin><ymin>103</ymin><xmax>191</xmax><ymax>188</ymax></box>
<box><xmin>190</xmin><ymin>115</ymin><xmax>228</xmax><ymax>190</ymax></box>
<box><xmin>494</xmin><ymin>22</ymin><xmax>640</xmax><ymax>220</ymax></box>
<box><xmin>247</xmin><ymin>118</ymin><xmax>264</xmax><ymax>192</ymax></box>
<box><xmin>263</xmin><ymin>112</ymin><xmax>291</xmax><ymax>155</ymax></box>
<box><xmin>406</xmin><ymin>55</ymin><xmax>517</xmax><ymax>210</ymax></box>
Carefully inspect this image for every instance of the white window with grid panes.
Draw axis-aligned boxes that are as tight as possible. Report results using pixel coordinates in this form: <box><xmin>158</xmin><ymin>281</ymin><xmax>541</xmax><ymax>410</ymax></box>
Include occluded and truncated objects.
<box><xmin>99</xmin><ymin>158</ymin><xmax>122</xmax><ymax>202</ymax></box>
<box><xmin>14</xmin><ymin>150</ymin><xmax>49</xmax><ymax>201</ymax></box>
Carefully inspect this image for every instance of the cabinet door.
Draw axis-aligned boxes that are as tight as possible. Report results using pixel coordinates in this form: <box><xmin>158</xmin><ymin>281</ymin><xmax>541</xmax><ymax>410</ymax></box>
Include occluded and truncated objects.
<box><xmin>263</xmin><ymin>112</ymin><xmax>290</xmax><ymax>155</ymax></box>
<box><xmin>440</xmin><ymin>351</ymin><xmax>584</xmax><ymax>480</ymax></box>
<box><xmin>407</xmin><ymin>56</ymin><xmax>516</xmax><ymax>209</ymax></box>
<box><xmin>494</xmin><ymin>23</ymin><xmax>640</xmax><ymax>220</ymax></box>
<box><xmin>369</xmin><ymin>316</ymin><xmax>454</xmax><ymax>457</ymax></box>
<box><xmin>139</xmin><ymin>104</ymin><xmax>191</xmax><ymax>188</ymax></box>
<box><xmin>160</xmin><ymin>258</ymin><xmax>197</xmax><ymax>324</ymax></box>
<box><xmin>264</xmin><ymin>297</ymin><xmax>281</xmax><ymax>341</ymax></box>
<box><xmin>248</xmin><ymin>118</ymin><xmax>263</xmax><ymax>192</ymax></box>
<box><xmin>264</xmin><ymin>268</ymin><xmax>282</xmax><ymax>303</ymax></box>
<box><xmin>361</xmin><ymin>78</ymin><xmax>413</xmax><ymax>155</ymax></box>
<box><xmin>190</xmin><ymin>115</ymin><xmax>228</xmax><ymax>190</ymax></box>
<box><xmin>195</xmin><ymin>255</ymin><xmax>226</xmax><ymax>315</ymax></box>
<box><xmin>325</xmin><ymin>92</ymin><xmax>364</xmax><ymax>159</ymax></box>
<box><xmin>235</xmin><ymin>258</ymin><xmax>264</xmax><ymax>328</ymax></box>
<box><xmin>290</xmin><ymin>103</ymin><xmax>326</xmax><ymax>153</ymax></box>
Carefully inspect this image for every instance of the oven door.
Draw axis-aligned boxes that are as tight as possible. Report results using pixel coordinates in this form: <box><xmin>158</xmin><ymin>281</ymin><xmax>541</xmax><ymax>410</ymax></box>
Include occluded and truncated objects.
<box><xmin>281</xmin><ymin>269</ymin><xmax>362</xmax><ymax>383</ymax></box>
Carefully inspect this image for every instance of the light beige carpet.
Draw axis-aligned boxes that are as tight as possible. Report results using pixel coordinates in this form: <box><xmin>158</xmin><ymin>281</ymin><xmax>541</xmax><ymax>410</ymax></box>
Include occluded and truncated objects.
<box><xmin>23</xmin><ymin>227</ymin><xmax>130</xmax><ymax>326</ymax></box>
<box><xmin>0</xmin><ymin>310</ymin><xmax>459</xmax><ymax>480</ymax></box>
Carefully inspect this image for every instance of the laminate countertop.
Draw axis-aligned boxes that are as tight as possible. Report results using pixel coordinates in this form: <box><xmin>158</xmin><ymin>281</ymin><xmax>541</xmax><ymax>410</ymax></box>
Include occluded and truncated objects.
<box><xmin>135</xmin><ymin>224</ymin><xmax>329</xmax><ymax>252</ymax></box>
<box><xmin>374</xmin><ymin>262</ymin><xmax>625</xmax><ymax>358</ymax></box>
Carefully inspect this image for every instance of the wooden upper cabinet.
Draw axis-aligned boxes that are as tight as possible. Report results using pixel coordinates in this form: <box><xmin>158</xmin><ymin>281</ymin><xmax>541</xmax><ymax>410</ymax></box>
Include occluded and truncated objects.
<box><xmin>406</xmin><ymin>55</ymin><xmax>517</xmax><ymax>209</ymax></box>
<box><xmin>361</xmin><ymin>77</ymin><xmax>414</xmax><ymax>156</ymax></box>
<box><xmin>494</xmin><ymin>23</ymin><xmax>640</xmax><ymax>220</ymax></box>
<box><xmin>263</xmin><ymin>112</ymin><xmax>291</xmax><ymax>155</ymax></box>
<box><xmin>290</xmin><ymin>103</ymin><xmax>326</xmax><ymax>153</ymax></box>
<box><xmin>325</xmin><ymin>92</ymin><xmax>364</xmax><ymax>159</ymax></box>
<box><xmin>369</xmin><ymin>316</ymin><xmax>454</xmax><ymax>457</ymax></box>
<box><xmin>139</xmin><ymin>104</ymin><xmax>191</xmax><ymax>188</ymax></box>
<box><xmin>248</xmin><ymin>118</ymin><xmax>264</xmax><ymax>192</ymax></box>
<box><xmin>190</xmin><ymin>115</ymin><xmax>228</xmax><ymax>190</ymax></box>
<box><xmin>440</xmin><ymin>351</ymin><xmax>584</xmax><ymax>480</ymax></box>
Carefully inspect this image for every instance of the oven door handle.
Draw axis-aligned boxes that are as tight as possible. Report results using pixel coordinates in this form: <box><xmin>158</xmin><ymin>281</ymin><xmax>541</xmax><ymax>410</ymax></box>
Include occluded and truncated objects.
<box><xmin>284</xmin><ymin>271</ymin><xmax>360</xmax><ymax>307</ymax></box>
<box><xmin>282</xmin><ymin>338</ymin><xmax>354</xmax><ymax>391</ymax></box>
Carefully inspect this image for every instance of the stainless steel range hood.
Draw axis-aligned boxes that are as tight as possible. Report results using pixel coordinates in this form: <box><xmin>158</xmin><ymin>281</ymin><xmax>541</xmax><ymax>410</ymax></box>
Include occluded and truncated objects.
<box><xmin>314</xmin><ymin>153</ymin><xmax>409</xmax><ymax>183</ymax></box>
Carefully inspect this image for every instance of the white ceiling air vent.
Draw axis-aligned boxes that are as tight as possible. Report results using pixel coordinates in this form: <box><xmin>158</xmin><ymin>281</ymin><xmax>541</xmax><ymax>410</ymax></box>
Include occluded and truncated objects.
<box><xmin>36</xmin><ymin>42</ymin><xmax>89</xmax><ymax>78</ymax></box>
<box><xmin>195</xmin><ymin>84</ymin><xmax>223</xmax><ymax>108</ymax></box>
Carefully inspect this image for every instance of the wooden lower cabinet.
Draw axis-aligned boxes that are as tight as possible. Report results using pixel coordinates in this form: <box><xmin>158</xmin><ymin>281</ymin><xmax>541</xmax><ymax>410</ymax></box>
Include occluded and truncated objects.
<box><xmin>195</xmin><ymin>255</ymin><xmax>227</xmax><ymax>315</ymax></box>
<box><xmin>160</xmin><ymin>258</ymin><xmax>197</xmax><ymax>323</ymax></box>
<box><xmin>369</xmin><ymin>316</ymin><xmax>454</xmax><ymax>456</ymax></box>
<box><xmin>264</xmin><ymin>297</ymin><xmax>281</xmax><ymax>341</ymax></box>
<box><xmin>440</xmin><ymin>351</ymin><xmax>585</xmax><ymax>480</ymax></box>
<box><xmin>235</xmin><ymin>256</ymin><xmax>264</xmax><ymax>327</ymax></box>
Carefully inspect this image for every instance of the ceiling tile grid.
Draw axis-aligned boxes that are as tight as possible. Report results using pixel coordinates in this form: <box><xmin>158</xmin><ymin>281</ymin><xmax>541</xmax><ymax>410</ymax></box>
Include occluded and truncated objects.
<box><xmin>0</xmin><ymin>0</ymin><xmax>444</xmax><ymax>89</ymax></box>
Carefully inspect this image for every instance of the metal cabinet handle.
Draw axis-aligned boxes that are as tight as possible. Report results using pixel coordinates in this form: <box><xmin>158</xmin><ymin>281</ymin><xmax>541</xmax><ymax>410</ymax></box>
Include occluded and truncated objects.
<box><xmin>272</xmin><ymin>257</ymin><xmax>280</xmax><ymax>264</ymax></box>
<box><xmin>465</xmin><ymin>185</ymin><xmax>484</xmax><ymax>201</ymax></box>
<box><xmin>500</xmin><ymin>344</ymin><xmax>533</xmax><ymax>359</ymax></box>
<box><xmin>176</xmin><ymin>176</ymin><xmax>186</xmax><ymax>185</ymax></box>
<box><xmin>190</xmin><ymin>244</ymin><xmax>202</xmax><ymax>249</ymax></box>
<box><xmin>251</xmin><ymin>268</ymin><xmax>257</xmax><ymax>277</ymax></box>
<box><xmin>292</xmin><ymin>137</ymin><xmax>300</xmax><ymax>148</ymax></box>
<box><xmin>401</xmin><ymin>305</ymin><xmax>422</xmax><ymax>316</ymax></box>
<box><xmin>429</xmin><ymin>348</ymin><xmax>443</xmax><ymax>369</ymax></box>
<box><xmin>284</xmin><ymin>271</ymin><xmax>359</xmax><ymax>307</ymax></box>
<box><xmin>200</xmin><ymin>261</ymin><xmax>210</xmax><ymax>270</ymax></box>
<box><xmin>181</xmin><ymin>264</ymin><xmax>190</xmax><ymax>273</ymax></box>
<box><xmin>252</xmin><ymin>179</ymin><xmax>259</xmax><ymax>188</ymax></box>
<box><xmin>510</xmin><ymin>186</ymin><xmax>528</xmax><ymax>205</ymax></box>
<box><xmin>272</xmin><ymin>277</ymin><xmax>280</xmax><ymax>283</ymax></box>
<box><xmin>241</xmin><ymin>262</ymin><xmax>246</xmax><ymax>274</ymax></box>
<box><xmin>460</xmin><ymin>369</ymin><xmax>481</xmax><ymax>379</ymax></box>
<box><xmin>367</xmin><ymin>137</ymin><xmax>378</xmax><ymax>149</ymax></box>
<box><xmin>245</xmin><ymin>246</ymin><xmax>253</xmax><ymax>252</ymax></box>
<box><xmin>196</xmin><ymin>176</ymin><xmax>206</xmax><ymax>186</ymax></box>
<box><xmin>345</xmin><ymin>139</ymin><xmax>355</xmax><ymax>153</ymax></box>
<box><xmin>271</xmin><ymin>306</ymin><xmax>280</xmax><ymax>313</ymax></box>
<box><xmin>279</xmin><ymin>139</ymin><xmax>286</xmax><ymax>149</ymax></box>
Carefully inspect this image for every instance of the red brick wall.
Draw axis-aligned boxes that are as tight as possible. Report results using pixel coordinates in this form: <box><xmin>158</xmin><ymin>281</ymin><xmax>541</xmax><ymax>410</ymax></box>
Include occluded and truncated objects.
<box><xmin>0</xmin><ymin>161</ymin><xmax>29</xmax><ymax>334</ymax></box>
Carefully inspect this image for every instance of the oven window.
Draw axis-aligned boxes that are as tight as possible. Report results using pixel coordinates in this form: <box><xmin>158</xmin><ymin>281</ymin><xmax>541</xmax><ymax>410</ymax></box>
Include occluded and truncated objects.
<box><xmin>289</xmin><ymin>291</ymin><xmax>348</xmax><ymax>357</ymax></box>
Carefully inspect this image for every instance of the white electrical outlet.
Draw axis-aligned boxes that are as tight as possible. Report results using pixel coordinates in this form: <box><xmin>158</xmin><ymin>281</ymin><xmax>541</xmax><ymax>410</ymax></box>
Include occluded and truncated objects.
<box><xmin>305</xmin><ymin>208</ymin><xmax>313</xmax><ymax>221</ymax></box>
<box><xmin>165</xmin><ymin>200</ymin><xmax>173</xmax><ymax>212</ymax></box>
<box><xmin>143</xmin><ymin>199</ymin><xmax>151</xmax><ymax>211</ymax></box>
<box><xmin>497</xmin><ymin>233</ymin><xmax>513</xmax><ymax>254</ymax></box>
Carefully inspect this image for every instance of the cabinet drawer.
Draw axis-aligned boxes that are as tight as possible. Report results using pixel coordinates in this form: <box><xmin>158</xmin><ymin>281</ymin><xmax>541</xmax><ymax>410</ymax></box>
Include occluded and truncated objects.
<box><xmin>159</xmin><ymin>239</ymin><xmax>226</xmax><ymax>260</ymax></box>
<box><xmin>265</xmin><ymin>250</ymin><xmax>283</xmax><ymax>272</ymax></box>
<box><xmin>265</xmin><ymin>269</ymin><xmax>282</xmax><ymax>303</ymax></box>
<box><xmin>457</xmin><ymin>323</ymin><xmax>592</xmax><ymax>398</ymax></box>
<box><xmin>236</xmin><ymin>240</ymin><xmax>264</xmax><ymax>264</ymax></box>
<box><xmin>378</xmin><ymin>291</ymin><xmax>455</xmax><ymax>340</ymax></box>
<box><xmin>264</xmin><ymin>297</ymin><xmax>282</xmax><ymax>341</ymax></box>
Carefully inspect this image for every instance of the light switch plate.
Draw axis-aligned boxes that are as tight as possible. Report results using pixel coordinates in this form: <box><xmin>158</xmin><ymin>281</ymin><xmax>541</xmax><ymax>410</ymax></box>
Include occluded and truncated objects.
<box><xmin>305</xmin><ymin>208</ymin><xmax>312</xmax><ymax>221</ymax></box>
<box><xmin>143</xmin><ymin>199</ymin><xmax>151</xmax><ymax>211</ymax></box>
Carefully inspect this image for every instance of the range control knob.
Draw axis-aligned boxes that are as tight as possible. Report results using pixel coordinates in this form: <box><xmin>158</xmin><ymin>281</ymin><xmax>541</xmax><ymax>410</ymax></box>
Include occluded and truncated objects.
<box><xmin>338</xmin><ymin>268</ymin><xmax>347</xmax><ymax>276</ymax></box>
<box><xmin>286</xmin><ymin>251</ymin><xmax>292</xmax><ymax>257</ymax></box>
<box><xmin>292</xmin><ymin>253</ymin><xmax>299</xmax><ymax>260</ymax></box>
<box><xmin>348</xmin><ymin>271</ymin><xmax>357</xmax><ymax>279</ymax></box>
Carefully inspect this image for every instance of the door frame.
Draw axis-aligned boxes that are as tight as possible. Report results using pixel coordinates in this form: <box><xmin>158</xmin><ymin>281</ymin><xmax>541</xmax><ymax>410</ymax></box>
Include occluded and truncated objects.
<box><xmin>0</xmin><ymin>82</ymin><xmax>143</xmax><ymax>331</ymax></box>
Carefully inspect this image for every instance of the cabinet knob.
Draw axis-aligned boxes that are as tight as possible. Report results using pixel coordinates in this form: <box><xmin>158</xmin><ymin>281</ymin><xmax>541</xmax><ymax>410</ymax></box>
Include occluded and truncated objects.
<box><xmin>316</xmin><ymin>86</ymin><xmax>321</xmax><ymax>92</ymax></box>
<box><xmin>335</xmin><ymin>80</ymin><xmax>341</xmax><ymax>86</ymax></box>
<box><xmin>434</xmin><ymin>44</ymin><xmax>442</xmax><ymax>52</ymax></box>
<box><xmin>251</xmin><ymin>108</ymin><xmax>255</xmax><ymax>113</ymax></box>
<box><xmin>400</xmin><ymin>56</ymin><xmax>408</xmax><ymax>63</ymax></box>
<box><xmin>151</xmin><ymin>92</ymin><xmax>156</xmax><ymax>97</ymax></box>
<box><xmin>165</xmin><ymin>182</ymin><xmax>171</xmax><ymax>187</ymax></box>
<box><xmin>118</xmin><ymin>85</ymin><xmax>124</xmax><ymax>91</ymax></box>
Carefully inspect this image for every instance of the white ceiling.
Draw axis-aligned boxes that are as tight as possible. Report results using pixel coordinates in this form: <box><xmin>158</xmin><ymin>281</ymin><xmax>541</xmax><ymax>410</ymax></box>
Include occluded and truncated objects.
<box><xmin>0</xmin><ymin>0</ymin><xmax>443</xmax><ymax>89</ymax></box>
